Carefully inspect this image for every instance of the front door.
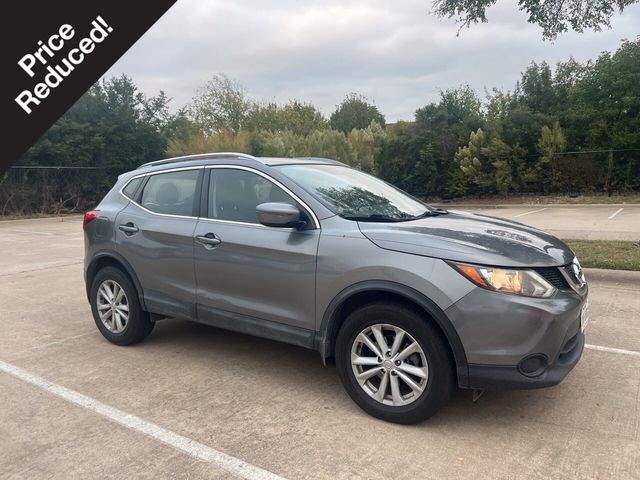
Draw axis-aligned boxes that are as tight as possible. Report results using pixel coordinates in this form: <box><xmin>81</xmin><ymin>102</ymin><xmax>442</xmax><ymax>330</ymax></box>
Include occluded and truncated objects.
<box><xmin>194</xmin><ymin>167</ymin><xmax>319</xmax><ymax>336</ymax></box>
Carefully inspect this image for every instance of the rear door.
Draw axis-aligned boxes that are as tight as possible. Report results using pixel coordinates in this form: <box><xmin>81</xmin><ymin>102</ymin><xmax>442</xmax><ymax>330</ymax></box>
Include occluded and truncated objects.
<box><xmin>116</xmin><ymin>167</ymin><xmax>203</xmax><ymax>319</ymax></box>
<box><xmin>193</xmin><ymin>166</ymin><xmax>320</xmax><ymax>336</ymax></box>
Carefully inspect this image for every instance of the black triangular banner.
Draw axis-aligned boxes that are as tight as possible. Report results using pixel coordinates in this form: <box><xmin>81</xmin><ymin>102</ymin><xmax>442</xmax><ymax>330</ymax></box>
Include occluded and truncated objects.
<box><xmin>2</xmin><ymin>1</ymin><xmax>178</xmax><ymax>173</ymax></box>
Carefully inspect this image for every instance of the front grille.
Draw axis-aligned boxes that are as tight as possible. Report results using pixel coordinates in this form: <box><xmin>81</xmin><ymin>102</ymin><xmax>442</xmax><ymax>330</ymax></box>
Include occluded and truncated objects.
<box><xmin>535</xmin><ymin>267</ymin><xmax>571</xmax><ymax>290</ymax></box>
<box><xmin>561</xmin><ymin>264</ymin><xmax>587</xmax><ymax>290</ymax></box>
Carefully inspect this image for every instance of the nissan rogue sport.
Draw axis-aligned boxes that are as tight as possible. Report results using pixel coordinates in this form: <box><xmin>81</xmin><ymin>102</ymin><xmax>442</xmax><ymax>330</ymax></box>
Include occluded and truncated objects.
<box><xmin>83</xmin><ymin>152</ymin><xmax>589</xmax><ymax>424</ymax></box>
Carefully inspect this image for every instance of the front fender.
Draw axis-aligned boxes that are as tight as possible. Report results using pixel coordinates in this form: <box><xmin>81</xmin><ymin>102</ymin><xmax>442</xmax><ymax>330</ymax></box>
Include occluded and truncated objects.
<box><xmin>316</xmin><ymin>280</ymin><xmax>470</xmax><ymax>388</ymax></box>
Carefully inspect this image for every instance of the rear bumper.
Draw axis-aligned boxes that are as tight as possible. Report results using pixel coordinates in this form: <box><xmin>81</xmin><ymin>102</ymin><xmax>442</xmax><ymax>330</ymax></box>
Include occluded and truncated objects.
<box><xmin>467</xmin><ymin>330</ymin><xmax>585</xmax><ymax>390</ymax></box>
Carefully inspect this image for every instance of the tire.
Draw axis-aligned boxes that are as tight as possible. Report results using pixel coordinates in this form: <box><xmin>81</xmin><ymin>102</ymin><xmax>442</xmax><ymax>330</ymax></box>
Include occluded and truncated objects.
<box><xmin>90</xmin><ymin>266</ymin><xmax>154</xmax><ymax>346</ymax></box>
<box><xmin>336</xmin><ymin>301</ymin><xmax>453</xmax><ymax>424</ymax></box>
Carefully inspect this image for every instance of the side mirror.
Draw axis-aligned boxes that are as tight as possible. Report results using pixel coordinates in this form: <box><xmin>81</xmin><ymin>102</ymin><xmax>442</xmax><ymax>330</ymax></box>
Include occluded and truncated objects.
<box><xmin>256</xmin><ymin>202</ymin><xmax>304</xmax><ymax>229</ymax></box>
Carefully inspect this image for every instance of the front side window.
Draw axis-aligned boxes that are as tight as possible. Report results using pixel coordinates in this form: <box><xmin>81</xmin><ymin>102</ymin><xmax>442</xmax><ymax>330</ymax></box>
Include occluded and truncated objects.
<box><xmin>208</xmin><ymin>169</ymin><xmax>296</xmax><ymax>224</ymax></box>
<box><xmin>277</xmin><ymin>164</ymin><xmax>429</xmax><ymax>221</ymax></box>
<box><xmin>140</xmin><ymin>169</ymin><xmax>199</xmax><ymax>216</ymax></box>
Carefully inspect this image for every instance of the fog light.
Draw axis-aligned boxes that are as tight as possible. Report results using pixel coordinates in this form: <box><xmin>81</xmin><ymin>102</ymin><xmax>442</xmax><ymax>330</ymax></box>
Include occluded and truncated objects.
<box><xmin>518</xmin><ymin>354</ymin><xmax>548</xmax><ymax>377</ymax></box>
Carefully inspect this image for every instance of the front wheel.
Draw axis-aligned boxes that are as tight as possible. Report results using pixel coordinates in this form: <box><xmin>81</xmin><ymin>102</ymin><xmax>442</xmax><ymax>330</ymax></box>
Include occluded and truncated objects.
<box><xmin>336</xmin><ymin>302</ymin><xmax>453</xmax><ymax>424</ymax></box>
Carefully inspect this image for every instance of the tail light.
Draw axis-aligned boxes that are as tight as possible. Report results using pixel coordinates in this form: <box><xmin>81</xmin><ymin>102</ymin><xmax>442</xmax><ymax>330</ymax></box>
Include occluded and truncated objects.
<box><xmin>83</xmin><ymin>210</ymin><xmax>99</xmax><ymax>231</ymax></box>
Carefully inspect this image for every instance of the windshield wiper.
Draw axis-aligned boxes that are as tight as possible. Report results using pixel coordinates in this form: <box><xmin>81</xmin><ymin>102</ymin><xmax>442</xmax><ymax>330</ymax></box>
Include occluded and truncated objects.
<box><xmin>342</xmin><ymin>208</ymin><xmax>448</xmax><ymax>223</ymax></box>
<box><xmin>409</xmin><ymin>207</ymin><xmax>449</xmax><ymax>220</ymax></box>
<box><xmin>341</xmin><ymin>214</ymin><xmax>408</xmax><ymax>222</ymax></box>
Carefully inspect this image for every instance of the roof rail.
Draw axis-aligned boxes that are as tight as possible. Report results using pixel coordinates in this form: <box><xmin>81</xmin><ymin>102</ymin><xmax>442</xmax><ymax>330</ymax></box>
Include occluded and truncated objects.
<box><xmin>137</xmin><ymin>152</ymin><xmax>259</xmax><ymax>169</ymax></box>
<box><xmin>294</xmin><ymin>156</ymin><xmax>348</xmax><ymax>166</ymax></box>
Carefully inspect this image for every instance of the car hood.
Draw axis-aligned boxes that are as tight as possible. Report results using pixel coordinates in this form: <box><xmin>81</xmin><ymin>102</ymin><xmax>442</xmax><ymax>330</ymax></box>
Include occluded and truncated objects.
<box><xmin>358</xmin><ymin>210</ymin><xmax>574</xmax><ymax>267</ymax></box>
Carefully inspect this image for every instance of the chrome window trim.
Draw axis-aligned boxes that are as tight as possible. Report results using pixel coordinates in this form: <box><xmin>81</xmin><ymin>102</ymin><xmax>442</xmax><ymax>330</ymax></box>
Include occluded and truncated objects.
<box><xmin>118</xmin><ymin>164</ymin><xmax>320</xmax><ymax>229</ymax></box>
<box><xmin>204</xmin><ymin>165</ymin><xmax>320</xmax><ymax>229</ymax></box>
<box><xmin>196</xmin><ymin>216</ymin><xmax>299</xmax><ymax>231</ymax></box>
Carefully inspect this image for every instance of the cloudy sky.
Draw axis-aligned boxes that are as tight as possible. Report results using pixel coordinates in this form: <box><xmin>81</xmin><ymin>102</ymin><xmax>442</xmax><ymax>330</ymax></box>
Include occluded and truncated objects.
<box><xmin>107</xmin><ymin>0</ymin><xmax>640</xmax><ymax>121</ymax></box>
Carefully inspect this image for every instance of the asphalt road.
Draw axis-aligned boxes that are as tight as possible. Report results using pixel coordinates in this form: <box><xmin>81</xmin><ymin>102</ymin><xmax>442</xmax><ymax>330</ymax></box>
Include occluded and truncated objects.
<box><xmin>1</xmin><ymin>216</ymin><xmax>639</xmax><ymax>479</ymax></box>
<box><xmin>434</xmin><ymin>204</ymin><xmax>640</xmax><ymax>241</ymax></box>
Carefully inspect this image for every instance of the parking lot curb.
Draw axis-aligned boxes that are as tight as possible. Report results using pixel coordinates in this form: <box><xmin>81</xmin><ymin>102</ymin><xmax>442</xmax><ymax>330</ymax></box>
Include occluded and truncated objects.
<box><xmin>584</xmin><ymin>267</ymin><xmax>640</xmax><ymax>285</ymax></box>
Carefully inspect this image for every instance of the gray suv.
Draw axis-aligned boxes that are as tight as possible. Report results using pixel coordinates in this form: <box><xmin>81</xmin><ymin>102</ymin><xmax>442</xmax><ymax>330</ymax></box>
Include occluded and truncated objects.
<box><xmin>84</xmin><ymin>153</ymin><xmax>588</xmax><ymax>424</ymax></box>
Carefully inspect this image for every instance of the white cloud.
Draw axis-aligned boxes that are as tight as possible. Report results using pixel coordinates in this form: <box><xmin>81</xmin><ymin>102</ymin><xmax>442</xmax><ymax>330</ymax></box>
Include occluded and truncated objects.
<box><xmin>107</xmin><ymin>0</ymin><xmax>640</xmax><ymax>121</ymax></box>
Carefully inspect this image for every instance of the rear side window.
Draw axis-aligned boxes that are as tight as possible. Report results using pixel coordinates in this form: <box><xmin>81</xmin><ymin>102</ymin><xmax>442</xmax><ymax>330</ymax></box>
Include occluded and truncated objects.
<box><xmin>140</xmin><ymin>170</ymin><xmax>199</xmax><ymax>216</ymax></box>
<box><xmin>122</xmin><ymin>177</ymin><xmax>142</xmax><ymax>199</ymax></box>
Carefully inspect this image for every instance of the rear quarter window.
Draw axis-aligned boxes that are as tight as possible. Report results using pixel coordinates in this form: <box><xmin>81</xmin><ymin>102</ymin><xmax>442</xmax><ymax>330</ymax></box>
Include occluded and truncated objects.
<box><xmin>122</xmin><ymin>177</ymin><xmax>143</xmax><ymax>199</ymax></box>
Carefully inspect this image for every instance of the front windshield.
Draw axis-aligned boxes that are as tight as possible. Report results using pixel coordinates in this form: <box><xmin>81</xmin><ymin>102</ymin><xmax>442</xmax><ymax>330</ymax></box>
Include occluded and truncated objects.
<box><xmin>276</xmin><ymin>164</ymin><xmax>429</xmax><ymax>221</ymax></box>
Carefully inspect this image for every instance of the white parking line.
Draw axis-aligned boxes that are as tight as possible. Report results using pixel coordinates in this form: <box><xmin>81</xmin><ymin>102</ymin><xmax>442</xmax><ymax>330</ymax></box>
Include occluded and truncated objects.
<box><xmin>608</xmin><ymin>208</ymin><xmax>624</xmax><ymax>220</ymax></box>
<box><xmin>585</xmin><ymin>343</ymin><xmax>640</xmax><ymax>357</ymax></box>
<box><xmin>0</xmin><ymin>360</ymin><xmax>286</xmax><ymax>480</ymax></box>
<box><xmin>513</xmin><ymin>208</ymin><xmax>547</xmax><ymax>218</ymax></box>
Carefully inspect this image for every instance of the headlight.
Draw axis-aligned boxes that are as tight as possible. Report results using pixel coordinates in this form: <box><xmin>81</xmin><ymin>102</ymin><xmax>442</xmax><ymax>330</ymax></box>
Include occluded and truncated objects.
<box><xmin>450</xmin><ymin>262</ymin><xmax>557</xmax><ymax>298</ymax></box>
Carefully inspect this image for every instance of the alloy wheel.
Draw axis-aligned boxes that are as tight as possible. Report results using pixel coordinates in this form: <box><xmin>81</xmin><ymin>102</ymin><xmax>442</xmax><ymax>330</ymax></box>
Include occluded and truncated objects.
<box><xmin>96</xmin><ymin>280</ymin><xmax>129</xmax><ymax>334</ymax></box>
<box><xmin>350</xmin><ymin>323</ymin><xmax>429</xmax><ymax>406</ymax></box>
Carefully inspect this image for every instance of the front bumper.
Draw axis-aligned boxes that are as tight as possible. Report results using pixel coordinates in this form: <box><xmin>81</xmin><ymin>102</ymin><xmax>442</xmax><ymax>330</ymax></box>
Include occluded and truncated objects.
<box><xmin>445</xmin><ymin>282</ymin><xmax>588</xmax><ymax>390</ymax></box>
<box><xmin>467</xmin><ymin>329</ymin><xmax>584</xmax><ymax>389</ymax></box>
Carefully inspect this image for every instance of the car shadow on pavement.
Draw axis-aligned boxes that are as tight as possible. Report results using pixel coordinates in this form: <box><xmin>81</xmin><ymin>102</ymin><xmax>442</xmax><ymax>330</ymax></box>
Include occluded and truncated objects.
<box><xmin>143</xmin><ymin>318</ymin><xmax>577</xmax><ymax>429</ymax></box>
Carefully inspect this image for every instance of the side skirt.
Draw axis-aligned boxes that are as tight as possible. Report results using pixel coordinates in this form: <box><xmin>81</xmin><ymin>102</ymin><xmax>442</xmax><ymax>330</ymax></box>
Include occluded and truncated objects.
<box><xmin>196</xmin><ymin>304</ymin><xmax>316</xmax><ymax>350</ymax></box>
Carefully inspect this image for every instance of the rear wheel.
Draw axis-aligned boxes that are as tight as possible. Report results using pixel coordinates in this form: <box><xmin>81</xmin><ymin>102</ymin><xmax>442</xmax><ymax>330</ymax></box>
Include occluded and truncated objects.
<box><xmin>90</xmin><ymin>266</ymin><xmax>154</xmax><ymax>345</ymax></box>
<box><xmin>336</xmin><ymin>302</ymin><xmax>453</xmax><ymax>424</ymax></box>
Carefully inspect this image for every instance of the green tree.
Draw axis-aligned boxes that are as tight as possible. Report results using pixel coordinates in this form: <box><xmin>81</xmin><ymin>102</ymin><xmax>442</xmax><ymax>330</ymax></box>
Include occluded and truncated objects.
<box><xmin>375</xmin><ymin>121</ymin><xmax>420</xmax><ymax>191</ymax></box>
<box><xmin>552</xmin><ymin>58</ymin><xmax>586</xmax><ymax>105</ymax></box>
<box><xmin>454</xmin><ymin>128</ymin><xmax>523</xmax><ymax>195</ymax></box>
<box><xmin>246</xmin><ymin>100</ymin><xmax>327</xmax><ymax>135</ymax></box>
<box><xmin>537</xmin><ymin>122</ymin><xmax>567</xmax><ymax>192</ymax></box>
<box><xmin>456</xmin><ymin>129</ymin><xmax>492</xmax><ymax>193</ymax></box>
<box><xmin>374</xmin><ymin>85</ymin><xmax>483</xmax><ymax>198</ymax></box>
<box><xmin>432</xmin><ymin>0</ymin><xmax>638</xmax><ymax>40</ymax></box>
<box><xmin>414</xmin><ymin>85</ymin><xmax>484</xmax><ymax>195</ymax></box>
<box><xmin>329</xmin><ymin>93</ymin><xmax>385</xmax><ymax>133</ymax></box>
<box><xmin>163</xmin><ymin>109</ymin><xmax>201</xmax><ymax>147</ymax></box>
<box><xmin>248</xmin><ymin>128</ymin><xmax>355</xmax><ymax>165</ymax></box>
<box><xmin>485</xmin><ymin>86</ymin><xmax>554</xmax><ymax>189</ymax></box>
<box><xmin>13</xmin><ymin>75</ymin><xmax>169</xmax><ymax>214</ymax></box>
<box><xmin>189</xmin><ymin>74</ymin><xmax>251</xmax><ymax>134</ymax></box>
<box><xmin>250</xmin><ymin>130</ymin><xmax>308</xmax><ymax>157</ymax></box>
<box><xmin>518</xmin><ymin>62</ymin><xmax>557</xmax><ymax>115</ymax></box>
<box><xmin>8</xmin><ymin>39</ymin><xmax>640</xmax><ymax>217</ymax></box>
<box><xmin>21</xmin><ymin>75</ymin><xmax>169</xmax><ymax>173</ymax></box>
<box><xmin>305</xmin><ymin>129</ymin><xmax>355</xmax><ymax>163</ymax></box>
<box><xmin>347</xmin><ymin>121</ymin><xmax>387</xmax><ymax>172</ymax></box>
<box><xmin>561</xmin><ymin>39</ymin><xmax>640</xmax><ymax>190</ymax></box>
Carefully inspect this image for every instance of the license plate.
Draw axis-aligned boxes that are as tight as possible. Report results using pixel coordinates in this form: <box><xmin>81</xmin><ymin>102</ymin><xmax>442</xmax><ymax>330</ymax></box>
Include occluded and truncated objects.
<box><xmin>581</xmin><ymin>301</ymin><xmax>590</xmax><ymax>332</ymax></box>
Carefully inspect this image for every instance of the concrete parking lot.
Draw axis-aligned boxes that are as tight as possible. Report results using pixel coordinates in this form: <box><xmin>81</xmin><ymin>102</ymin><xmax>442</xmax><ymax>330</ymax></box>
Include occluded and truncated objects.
<box><xmin>1</xmin><ymin>214</ymin><xmax>639</xmax><ymax>479</ymax></box>
<box><xmin>434</xmin><ymin>204</ymin><xmax>640</xmax><ymax>241</ymax></box>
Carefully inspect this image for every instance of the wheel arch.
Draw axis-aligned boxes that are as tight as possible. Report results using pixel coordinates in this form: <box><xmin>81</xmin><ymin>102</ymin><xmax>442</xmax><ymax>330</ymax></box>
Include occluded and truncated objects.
<box><xmin>316</xmin><ymin>281</ymin><xmax>469</xmax><ymax>388</ymax></box>
<box><xmin>85</xmin><ymin>251</ymin><xmax>147</xmax><ymax>311</ymax></box>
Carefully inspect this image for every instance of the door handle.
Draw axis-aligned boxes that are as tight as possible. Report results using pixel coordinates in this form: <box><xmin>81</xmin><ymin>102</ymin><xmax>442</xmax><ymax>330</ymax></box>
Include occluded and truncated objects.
<box><xmin>195</xmin><ymin>233</ymin><xmax>222</xmax><ymax>249</ymax></box>
<box><xmin>118</xmin><ymin>223</ymin><xmax>139</xmax><ymax>235</ymax></box>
